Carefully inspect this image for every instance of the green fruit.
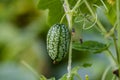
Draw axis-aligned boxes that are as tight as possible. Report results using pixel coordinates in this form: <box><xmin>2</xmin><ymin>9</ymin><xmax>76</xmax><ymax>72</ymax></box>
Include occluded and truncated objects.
<box><xmin>47</xmin><ymin>24</ymin><xmax>70</xmax><ymax>62</ymax></box>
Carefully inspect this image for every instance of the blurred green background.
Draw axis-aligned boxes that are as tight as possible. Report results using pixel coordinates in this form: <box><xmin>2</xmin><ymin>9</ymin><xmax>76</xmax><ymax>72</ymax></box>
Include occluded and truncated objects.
<box><xmin>0</xmin><ymin>0</ymin><xmax>116</xmax><ymax>80</ymax></box>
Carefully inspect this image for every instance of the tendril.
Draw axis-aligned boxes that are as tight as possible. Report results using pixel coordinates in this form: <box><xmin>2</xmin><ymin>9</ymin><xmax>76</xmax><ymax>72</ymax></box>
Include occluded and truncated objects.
<box><xmin>60</xmin><ymin>13</ymin><xmax>66</xmax><ymax>24</ymax></box>
<box><xmin>83</xmin><ymin>13</ymin><xmax>97</xmax><ymax>30</ymax></box>
<box><xmin>100</xmin><ymin>0</ymin><xmax>108</xmax><ymax>12</ymax></box>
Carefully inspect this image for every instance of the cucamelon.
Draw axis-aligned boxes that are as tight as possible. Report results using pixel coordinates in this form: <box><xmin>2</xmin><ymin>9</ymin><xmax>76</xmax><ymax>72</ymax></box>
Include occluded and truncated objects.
<box><xmin>47</xmin><ymin>24</ymin><xmax>70</xmax><ymax>62</ymax></box>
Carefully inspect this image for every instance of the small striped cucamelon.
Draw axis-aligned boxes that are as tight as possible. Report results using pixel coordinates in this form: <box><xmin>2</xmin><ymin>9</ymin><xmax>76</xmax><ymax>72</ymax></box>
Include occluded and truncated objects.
<box><xmin>47</xmin><ymin>24</ymin><xmax>70</xmax><ymax>62</ymax></box>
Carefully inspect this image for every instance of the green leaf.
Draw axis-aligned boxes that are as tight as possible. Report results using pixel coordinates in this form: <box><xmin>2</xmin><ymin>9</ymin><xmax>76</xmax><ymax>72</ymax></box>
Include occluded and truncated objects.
<box><xmin>38</xmin><ymin>0</ymin><xmax>64</xmax><ymax>26</ymax></box>
<box><xmin>82</xmin><ymin>63</ymin><xmax>92</xmax><ymax>68</ymax></box>
<box><xmin>48</xmin><ymin>77</ymin><xmax>56</xmax><ymax>80</ymax></box>
<box><xmin>72</xmin><ymin>41</ymin><xmax>108</xmax><ymax>53</ymax></box>
<box><xmin>38</xmin><ymin>0</ymin><xmax>104</xmax><ymax>26</ymax></box>
<box><xmin>59</xmin><ymin>74</ymin><xmax>67</xmax><ymax>80</ymax></box>
<box><xmin>71</xmin><ymin>66</ymin><xmax>80</xmax><ymax>74</ymax></box>
<box><xmin>70</xmin><ymin>66</ymin><xmax>82</xmax><ymax>80</ymax></box>
<box><xmin>105</xmin><ymin>1</ymin><xmax>116</xmax><ymax>25</ymax></box>
<box><xmin>40</xmin><ymin>75</ymin><xmax>47</xmax><ymax>80</ymax></box>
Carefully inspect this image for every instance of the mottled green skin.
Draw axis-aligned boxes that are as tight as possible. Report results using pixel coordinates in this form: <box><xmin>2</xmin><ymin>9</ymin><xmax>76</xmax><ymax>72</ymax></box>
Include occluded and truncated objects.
<box><xmin>47</xmin><ymin>24</ymin><xmax>70</xmax><ymax>62</ymax></box>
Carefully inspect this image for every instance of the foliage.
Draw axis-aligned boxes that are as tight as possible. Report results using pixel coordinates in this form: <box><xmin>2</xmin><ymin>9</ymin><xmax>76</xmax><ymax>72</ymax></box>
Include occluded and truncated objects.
<box><xmin>38</xmin><ymin>0</ymin><xmax>64</xmax><ymax>26</ymax></box>
<box><xmin>72</xmin><ymin>41</ymin><xmax>108</xmax><ymax>53</ymax></box>
<box><xmin>0</xmin><ymin>0</ymin><xmax>119</xmax><ymax>80</ymax></box>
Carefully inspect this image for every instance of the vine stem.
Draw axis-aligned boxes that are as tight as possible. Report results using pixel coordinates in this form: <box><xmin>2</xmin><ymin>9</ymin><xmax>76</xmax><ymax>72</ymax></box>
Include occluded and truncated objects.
<box><xmin>63</xmin><ymin>0</ymin><xmax>81</xmax><ymax>79</ymax></box>
<box><xmin>21</xmin><ymin>60</ymin><xmax>41</xmax><ymax>80</ymax></box>
<box><xmin>116</xmin><ymin>0</ymin><xmax>120</xmax><ymax>77</ymax></box>
<box><xmin>63</xmin><ymin>0</ymin><xmax>72</xmax><ymax>79</ymax></box>
<box><xmin>112</xmin><ymin>75</ymin><xmax>116</xmax><ymax>80</ymax></box>
<box><xmin>67</xmin><ymin>34</ymin><xmax>72</xmax><ymax>79</ymax></box>
<box><xmin>60</xmin><ymin>13</ymin><xmax>66</xmax><ymax>24</ymax></box>
<box><xmin>112</xmin><ymin>34</ymin><xmax>119</xmax><ymax>64</ymax></box>
<box><xmin>101</xmin><ymin>66</ymin><xmax>112</xmax><ymax>80</ymax></box>
<box><xmin>100</xmin><ymin>0</ymin><xmax>108</xmax><ymax>12</ymax></box>
<box><xmin>83</xmin><ymin>0</ymin><xmax>107</xmax><ymax>35</ymax></box>
<box><xmin>72</xmin><ymin>0</ymin><xmax>81</xmax><ymax>11</ymax></box>
<box><xmin>107</xmin><ymin>49</ymin><xmax>118</xmax><ymax>65</ymax></box>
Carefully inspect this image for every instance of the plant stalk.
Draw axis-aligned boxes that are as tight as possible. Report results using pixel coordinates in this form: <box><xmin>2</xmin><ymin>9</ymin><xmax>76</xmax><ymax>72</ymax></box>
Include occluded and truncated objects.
<box><xmin>21</xmin><ymin>61</ymin><xmax>41</xmax><ymax>79</ymax></box>
<box><xmin>112</xmin><ymin>34</ymin><xmax>119</xmax><ymax>64</ymax></box>
<box><xmin>72</xmin><ymin>0</ymin><xmax>81</xmax><ymax>11</ymax></box>
<box><xmin>63</xmin><ymin>0</ymin><xmax>81</xmax><ymax>79</ymax></box>
<box><xmin>107</xmin><ymin>49</ymin><xmax>118</xmax><ymax>65</ymax></box>
<box><xmin>116</xmin><ymin>0</ymin><xmax>120</xmax><ymax>78</ymax></box>
<box><xmin>116</xmin><ymin>0</ymin><xmax>120</xmax><ymax>63</ymax></box>
<box><xmin>63</xmin><ymin>0</ymin><xmax>72</xmax><ymax>79</ymax></box>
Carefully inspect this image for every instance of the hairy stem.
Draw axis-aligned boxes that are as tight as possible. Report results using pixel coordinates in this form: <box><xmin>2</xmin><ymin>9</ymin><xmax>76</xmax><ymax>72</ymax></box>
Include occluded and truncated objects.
<box><xmin>63</xmin><ymin>0</ymin><xmax>72</xmax><ymax>79</ymax></box>
<box><xmin>67</xmin><ymin>33</ymin><xmax>72</xmax><ymax>79</ymax></box>
<box><xmin>63</xmin><ymin>0</ymin><xmax>82</xmax><ymax>79</ymax></box>
<box><xmin>63</xmin><ymin>0</ymin><xmax>71</xmax><ymax>27</ymax></box>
